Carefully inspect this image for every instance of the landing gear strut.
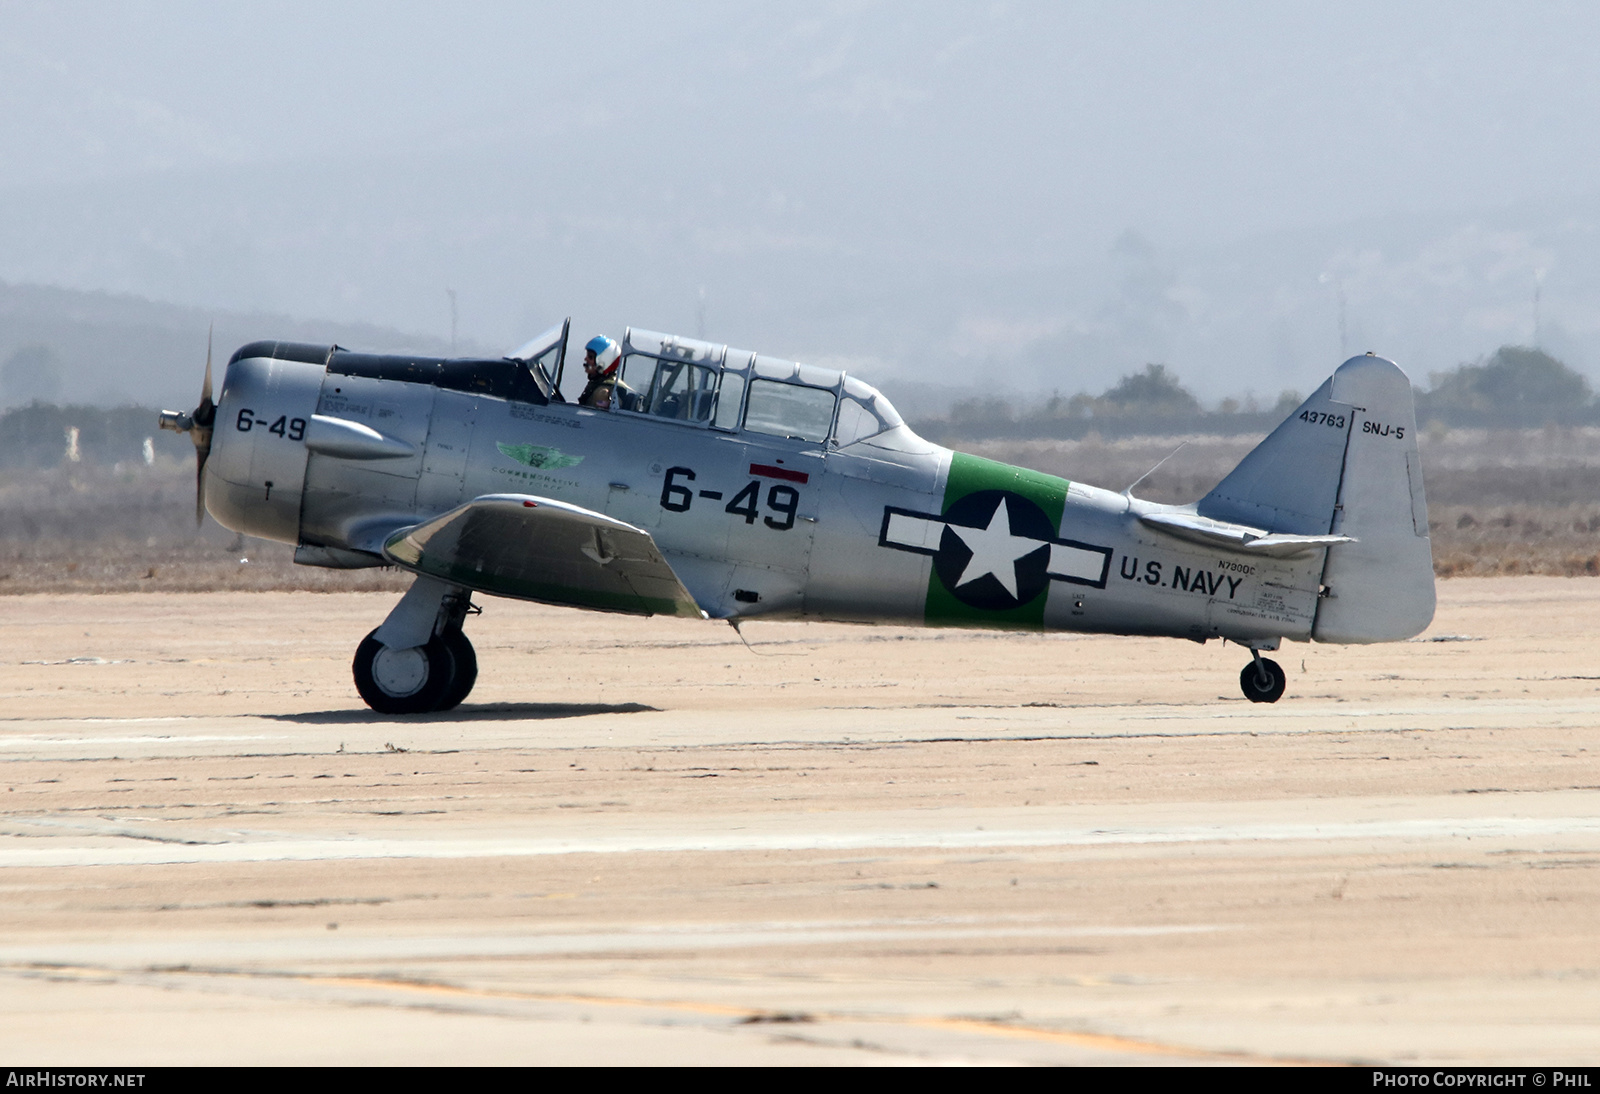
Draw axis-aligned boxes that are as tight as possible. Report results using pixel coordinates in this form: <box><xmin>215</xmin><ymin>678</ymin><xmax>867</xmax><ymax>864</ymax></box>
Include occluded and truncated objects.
<box><xmin>1239</xmin><ymin>648</ymin><xmax>1286</xmax><ymax>704</ymax></box>
<box><xmin>353</xmin><ymin>577</ymin><xmax>479</xmax><ymax>714</ymax></box>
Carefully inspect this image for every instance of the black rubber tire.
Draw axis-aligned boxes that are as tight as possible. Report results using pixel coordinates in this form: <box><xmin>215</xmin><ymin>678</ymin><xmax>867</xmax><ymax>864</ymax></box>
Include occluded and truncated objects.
<box><xmin>353</xmin><ymin>628</ymin><xmax>453</xmax><ymax>714</ymax></box>
<box><xmin>432</xmin><ymin>629</ymin><xmax>478</xmax><ymax>712</ymax></box>
<box><xmin>1240</xmin><ymin>657</ymin><xmax>1287</xmax><ymax>704</ymax></box>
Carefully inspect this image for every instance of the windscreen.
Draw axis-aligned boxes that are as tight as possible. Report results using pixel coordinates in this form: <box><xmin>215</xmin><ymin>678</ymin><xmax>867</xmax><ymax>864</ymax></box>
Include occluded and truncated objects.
<box><xmin>507</xmin><ymin>319</ymin><xmax>568</xmax><ymax>394</ymax></box>
<box><xmin>743</xmin><ymin>379</ymin><xmax>836</xmax><ymax>443</ymax></box>
<box><xmin>832</xmin><ymin>378</ymin><xmax>905</xmax><ymax>446</ymax></box>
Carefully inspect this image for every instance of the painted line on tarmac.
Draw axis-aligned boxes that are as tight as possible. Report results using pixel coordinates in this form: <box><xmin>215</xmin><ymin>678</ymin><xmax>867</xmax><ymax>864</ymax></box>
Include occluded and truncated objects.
<box><xmin>1</xmin><ymin>813</ymin><xmax>1598</xmax><ymax>868</ymax></box>
<box><xmin>0</xmin><ymin>735</ymin><xmax>279</xmax><ymax>747</ymax></box>
<box><xmin>0</xmin><ymin>922</ymin><xmax>1224</xmax><ymax>966</ymax></box>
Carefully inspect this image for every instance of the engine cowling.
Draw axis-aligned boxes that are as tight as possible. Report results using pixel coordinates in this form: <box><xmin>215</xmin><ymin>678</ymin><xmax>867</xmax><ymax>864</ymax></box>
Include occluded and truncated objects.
<box><xmin>200</xmin><ymin>339</ymin><xmax>559</xmax><ymax>558</ymax></box>
<box><xmin>204</xmin><ymin>349</ymin><xmax>328</xmax><ymax>544</ymax></box>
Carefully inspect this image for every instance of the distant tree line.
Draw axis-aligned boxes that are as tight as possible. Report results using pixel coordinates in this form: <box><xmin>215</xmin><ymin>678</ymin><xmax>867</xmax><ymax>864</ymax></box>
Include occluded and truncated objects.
<box><xmin>916</xmin><ymin>345</ymin><xmax>1600</xmax><ymax>442</ymax></box>
<box><xmin>918</xmin><ymin>363</ymin><xmax>1306</xmax><ymax>443</ymax></box>
<box><xmin>0</xmin><ymin>403</ymin><xmax>189</xmax><ymax>469</ymax></box>
<box><xmin>1414</xmin><ymin>346</ymin><xmax>1592</xmax><ymax>428</ymax></box>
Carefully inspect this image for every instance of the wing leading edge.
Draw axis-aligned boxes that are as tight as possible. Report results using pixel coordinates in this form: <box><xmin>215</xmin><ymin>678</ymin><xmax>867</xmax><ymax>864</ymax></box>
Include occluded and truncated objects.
<box><xmin>382</xmin><ymin>494</ymin><xmax>705</xmax><ymax>618</ymax></box>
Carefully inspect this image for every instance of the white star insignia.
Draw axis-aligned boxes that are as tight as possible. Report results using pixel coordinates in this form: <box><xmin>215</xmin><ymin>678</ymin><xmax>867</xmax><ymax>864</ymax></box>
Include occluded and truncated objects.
<box><xmin>949</xmin><ymin>498</ymin><xmax>1042</xmax><ymax>599</ymax></box>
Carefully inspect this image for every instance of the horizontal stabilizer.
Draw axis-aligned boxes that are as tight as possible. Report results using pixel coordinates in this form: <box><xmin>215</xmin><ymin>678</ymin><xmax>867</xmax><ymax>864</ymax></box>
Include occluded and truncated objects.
<box><xmin>383</xmin><ymin>494</ymin><xmax>704</xmax><ymax>618</ymax></box>
<box><xmin>1138</xmin><ymin>510</ymin><xmax>1353</xmax><ymax>558</ymax></box>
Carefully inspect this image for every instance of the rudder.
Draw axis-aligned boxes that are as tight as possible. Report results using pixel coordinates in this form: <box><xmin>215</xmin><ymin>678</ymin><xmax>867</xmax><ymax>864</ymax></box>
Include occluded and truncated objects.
<box><xmin>1311</xmin><ymin>356</ymin><xmax>1435</xmax><ymax>643</ymax></box>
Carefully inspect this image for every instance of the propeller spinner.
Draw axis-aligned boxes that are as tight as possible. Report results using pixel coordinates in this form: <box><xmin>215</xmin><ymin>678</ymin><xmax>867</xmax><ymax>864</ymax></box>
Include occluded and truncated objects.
<box><xmin>157</xmin><ymin>326</ymin><xmax>217</xmax><ymax>525</ymax></box>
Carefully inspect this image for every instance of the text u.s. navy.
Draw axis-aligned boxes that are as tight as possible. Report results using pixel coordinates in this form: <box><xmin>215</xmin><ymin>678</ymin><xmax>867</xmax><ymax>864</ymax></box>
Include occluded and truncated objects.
<box><xmin>160</xmin><ymin>321</ymin><xmax>1436</xmax><ymax>713</ymax></box>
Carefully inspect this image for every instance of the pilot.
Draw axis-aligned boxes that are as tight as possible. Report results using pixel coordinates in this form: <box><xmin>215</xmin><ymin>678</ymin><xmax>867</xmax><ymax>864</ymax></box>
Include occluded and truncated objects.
<box><xmin>578</xmin><ymin>335</ymin><xmax>622</xmax><ymax>409</ymax></box>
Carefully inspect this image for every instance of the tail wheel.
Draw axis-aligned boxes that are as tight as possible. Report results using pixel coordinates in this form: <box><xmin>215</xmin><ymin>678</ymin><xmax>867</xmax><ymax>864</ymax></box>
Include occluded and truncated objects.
<box><xmin>433</xmin><ymin>629</ymin><xmax>478</xmax><ymax>712</ymax></box>
<box><xmin>353</xmin><ymin>628</ymin><xmax>453</xmax><ymax>714</ymax></box>
<box><xmin>1240</xmin><ymin>657</ymin><xmax>1287</xmax><ymax>704</ymax></box>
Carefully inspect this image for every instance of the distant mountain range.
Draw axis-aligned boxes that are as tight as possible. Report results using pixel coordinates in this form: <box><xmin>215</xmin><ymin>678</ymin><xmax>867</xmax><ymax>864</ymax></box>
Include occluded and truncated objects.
<box><xmin>0</xmin><ymin>280</ymin><xmax>489</xmax><ymax>411</ymax></box>
<box><xmin>5</xmin><ymin>175</ymin><xmax>1600</xmax><ymax>421</ymax></box>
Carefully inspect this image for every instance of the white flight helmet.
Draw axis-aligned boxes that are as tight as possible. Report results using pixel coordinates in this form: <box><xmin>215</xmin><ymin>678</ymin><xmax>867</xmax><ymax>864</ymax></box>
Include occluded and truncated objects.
<box><xmin>586</xmin><ymin>335</ymin><xmax>620</xmax><ymax>371</ymax></box>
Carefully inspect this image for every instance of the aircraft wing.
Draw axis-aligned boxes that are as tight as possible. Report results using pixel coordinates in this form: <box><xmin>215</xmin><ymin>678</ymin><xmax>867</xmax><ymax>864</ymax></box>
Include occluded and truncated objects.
<box><xmin>382</xmin><ymin>494</ymin><xmax>705</xmax><ymax>618</ymax></box>
<box><xmin>1137</xmin><ymin>510</ymin><xmax>1353</xmax><ymax>558</ymax></box>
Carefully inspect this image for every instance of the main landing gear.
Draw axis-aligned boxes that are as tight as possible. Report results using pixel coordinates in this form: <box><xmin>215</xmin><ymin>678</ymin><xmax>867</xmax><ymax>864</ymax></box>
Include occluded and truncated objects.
<box><xmin>1239</xmin><ymin>646</ymin><xmax>1286</xmax><ymax>704</ymax></box>
<box><xmin>353</xmin><ymin>576</ymin><xmax>479</xmax><ymax>714</ymax></box>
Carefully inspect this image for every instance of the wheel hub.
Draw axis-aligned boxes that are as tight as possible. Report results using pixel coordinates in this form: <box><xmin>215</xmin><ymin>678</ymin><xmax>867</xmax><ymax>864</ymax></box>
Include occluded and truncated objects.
<box><xmin>370</xmin><ymin>644</ymin><xmax>430</xmax><ymax>696</ymax></box>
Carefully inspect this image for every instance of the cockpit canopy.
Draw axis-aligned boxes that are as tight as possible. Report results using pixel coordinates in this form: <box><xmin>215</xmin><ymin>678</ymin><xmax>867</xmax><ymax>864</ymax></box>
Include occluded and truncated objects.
<box><xmin>611</xmin><ymin>328</ymin><xmax>916</xmax><ymax>450</ymax></box>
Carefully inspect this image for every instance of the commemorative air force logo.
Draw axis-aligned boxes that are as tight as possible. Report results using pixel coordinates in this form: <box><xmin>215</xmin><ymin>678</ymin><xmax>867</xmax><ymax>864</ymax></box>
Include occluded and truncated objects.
<box><xmin>879</xmin><ymin>488</ymin><xmax>1113</xmax><ymax>611</ymax></box>
<box><xmin>496</xmin><ymin>442</ymin><xmax>584</xmax><ymax>470</ymax></box>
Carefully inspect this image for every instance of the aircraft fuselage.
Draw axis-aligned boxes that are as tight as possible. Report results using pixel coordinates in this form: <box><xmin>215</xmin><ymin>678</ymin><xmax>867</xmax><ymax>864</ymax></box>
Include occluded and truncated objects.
<box><xmin>200</xmin><ymin>340</ymin><xmax>1323</xmax><ymax>649</ymax></box>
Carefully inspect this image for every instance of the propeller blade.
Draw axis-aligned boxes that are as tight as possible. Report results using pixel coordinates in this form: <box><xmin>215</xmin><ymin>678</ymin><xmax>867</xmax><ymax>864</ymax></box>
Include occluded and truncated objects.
<box><xmin>158</xmin><ymin>325</ymin><xmax>220</xmax><ymax>526</ymax></box>
<box><xmin>201</xmin><ymin>323</ymin><xmax>213</xmax><ymax>407</ymax></box>
<box><xmin>192</xmin><ymin>324</ymin><xmax>216</xmax><ymax>526</ymax></box>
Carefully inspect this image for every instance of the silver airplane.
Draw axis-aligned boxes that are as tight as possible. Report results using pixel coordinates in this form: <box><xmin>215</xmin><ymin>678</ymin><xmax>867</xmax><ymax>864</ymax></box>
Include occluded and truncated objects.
<box><xmin>159</xmin><ymin>321</ymin><xmax>1435</xmax><ymax>713</ymax></box>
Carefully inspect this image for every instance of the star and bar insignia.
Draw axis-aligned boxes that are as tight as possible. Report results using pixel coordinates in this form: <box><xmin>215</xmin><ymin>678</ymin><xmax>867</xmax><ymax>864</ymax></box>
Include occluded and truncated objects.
<box><xmin>879</xmin><ymin>489</ymin><xmax>1112</xmax><ymax>611</ymax></box>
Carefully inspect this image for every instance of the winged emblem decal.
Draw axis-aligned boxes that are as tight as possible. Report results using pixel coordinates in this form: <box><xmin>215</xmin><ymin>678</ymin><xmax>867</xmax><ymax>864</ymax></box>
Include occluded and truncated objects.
<box><xmin>496</xmin><ymin>442</ymin><xmax>584</xmax><ymax>470</ymax></box>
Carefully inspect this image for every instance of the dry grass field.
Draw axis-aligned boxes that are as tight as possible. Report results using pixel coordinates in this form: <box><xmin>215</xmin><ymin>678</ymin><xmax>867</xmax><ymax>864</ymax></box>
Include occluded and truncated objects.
<box><xmin>0</xmin><ymin>457</ymin><xmax>409</xmax><ymax>594</ymax></box>
<box><xmin>0</xmin><ymin>423</ymin><xmax>1597</xmax><ymax>593</ymax></box>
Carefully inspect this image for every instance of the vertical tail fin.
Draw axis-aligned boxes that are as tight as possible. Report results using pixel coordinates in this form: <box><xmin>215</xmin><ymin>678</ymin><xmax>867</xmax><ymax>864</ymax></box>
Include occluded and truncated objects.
<box><xmin>1198</xmin><ymin>376</ymin><xmax>1351</xmax><ymax>535</ymax></box>
<box><xmin>1311</xmin><ymin>356</ymin><xmax>1435</xmax><ymax>642</ymax></box>
<box><xmin>1199</xmin><ymin>355</ymin><xmax>1435</xmax><ymax>643</ymax></box>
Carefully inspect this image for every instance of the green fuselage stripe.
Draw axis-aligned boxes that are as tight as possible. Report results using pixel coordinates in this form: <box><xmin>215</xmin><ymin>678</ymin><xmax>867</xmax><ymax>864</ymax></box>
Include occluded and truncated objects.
<box><xmin>924</xmin><ymin>451</ymin><xmax>1071</xmax><ymax>629</ymax></box>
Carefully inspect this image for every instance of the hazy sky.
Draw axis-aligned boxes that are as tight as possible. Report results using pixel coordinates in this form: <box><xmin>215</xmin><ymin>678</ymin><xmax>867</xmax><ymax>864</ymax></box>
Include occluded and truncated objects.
<box><xmin>4</xmin><ymin>1</ymin><xmax>1600</xmax><ymax>403</ymax></box>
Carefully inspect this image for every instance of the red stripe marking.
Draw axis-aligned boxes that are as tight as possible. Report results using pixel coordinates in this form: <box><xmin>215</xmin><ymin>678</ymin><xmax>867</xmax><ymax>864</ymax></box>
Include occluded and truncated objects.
<box><xmin>749</xmin><ymin>463</ymin><xmax>809</xmax><ymax>484</ymax></box>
